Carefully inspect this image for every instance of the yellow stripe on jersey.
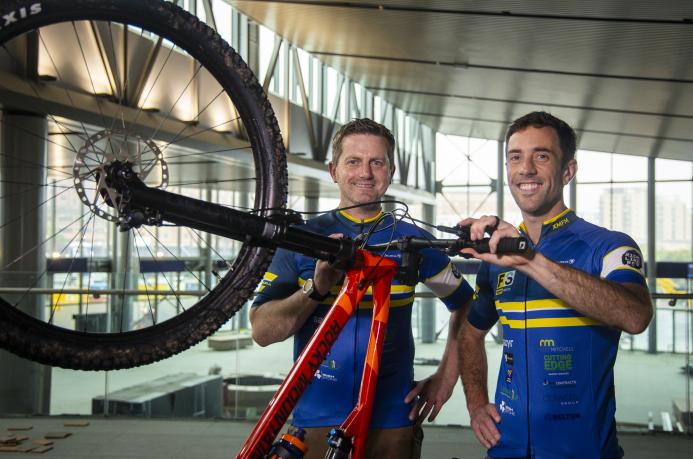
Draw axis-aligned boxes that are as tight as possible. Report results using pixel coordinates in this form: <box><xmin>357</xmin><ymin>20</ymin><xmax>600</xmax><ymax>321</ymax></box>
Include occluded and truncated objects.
<box><xmin>499</xmin><ymin>315</ymin><xmax>601</xmax><ymax>329</ymax></box>
<box><xmin>496</xmin><ymin>299</ymin><xmax>571</xmax><ymax>312</ymax></box>
<box><xmin>257</xmin><ymin>272</ymin><xmax>278</xmax><ymax>292</ymax></box>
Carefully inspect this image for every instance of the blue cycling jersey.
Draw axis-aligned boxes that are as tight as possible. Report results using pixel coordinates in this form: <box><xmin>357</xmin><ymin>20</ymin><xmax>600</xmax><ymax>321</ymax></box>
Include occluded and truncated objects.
<box><xmin>253</xmin><ymin>210</ymin><xmax>473</xmax><ymax>428</ymax></box>
<box><xmin>467</xmin><ymin>209</ymin><xmax>647</xmax><ymax>459</ymax></box>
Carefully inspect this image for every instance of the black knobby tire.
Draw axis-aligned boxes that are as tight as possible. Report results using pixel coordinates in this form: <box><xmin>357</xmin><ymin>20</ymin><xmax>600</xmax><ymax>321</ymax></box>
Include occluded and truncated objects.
<box><xmin>0</xmin><ymin>0</ymin><xmax>287</xmax><ymax>370</ymax></box>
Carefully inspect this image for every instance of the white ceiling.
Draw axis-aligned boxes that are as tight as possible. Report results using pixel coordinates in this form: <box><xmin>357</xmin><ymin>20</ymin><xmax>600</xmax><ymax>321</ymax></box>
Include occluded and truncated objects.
<box><xmin>229</xmin><ymin>0</ymin><xmax>693</xmax><ymax>162</ymax></box>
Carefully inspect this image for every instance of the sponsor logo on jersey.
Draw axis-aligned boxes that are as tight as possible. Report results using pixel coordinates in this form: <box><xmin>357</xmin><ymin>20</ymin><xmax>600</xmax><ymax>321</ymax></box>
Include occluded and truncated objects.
<box><xmin>539</xmin><ymin>338</ymin><xmax>575</xmax><ymax>353</ymax></box>
<box><xmin>622</xmin><ymin>249</ymin><xmax>643</xmax><ymax>269</ymax></box>
<box><xmin>450</xmin><ymin>263</ymin><xmax>462</xmax><ymax>279</ymax></box>
<box><xmin>503</xmin><ymin>338</ymin><xmax>513</xmax><ymax>349</ymax></box>
<box><xmin>500</xmin><ymin>385</ymin><xmax>517</xmax><ymax>400</ymax></box>
<box><xmin>505</xmin><ymin>368</ymin><xmax>513</xmax><ymax>384</ymax></box>
<box><xmin>322</xmin><ymin>359</ymin><xmax>338</xmax><ymax>369</ymax></box>
<box><xmin>543</xmin><ymin>393</ymin><xmax>579</xmax><ymax>404</ymax></box>
<box><xmin>551</xmin><ymin>217</ymin><xmax>570</xmax><ymax>230</ymax></box>
<box><xmin>543</xmin><ymin>379</ymin><xmax>577</xmax><ymax>388</ymax></box>
<box><xmin>545</xmin><ymin>412</ymin><xmax>581</xmax><ymax>421</ymax></box>
<box><xmin>504</xmin><ymin>352</ymin><xmax>514</xmax><ymax>365</ymax></box>
<box><xmin>496</xmin><ymin>270</ymin><xmax>516</xmax><ymax>295</ymax></box>
<box><xmin>544</xmin><ymin>353</ymin><xmax>573</xmax><ymax>372</ymax></box>
<box><xmin>314</xmin><ymin>369</ymin><xmax>337</xmax><ymax>382</ymax></box>
<box><xmin>499</xmin><ymin>400</ymin><xmax>516</xmax><ymax>416</ymax></box>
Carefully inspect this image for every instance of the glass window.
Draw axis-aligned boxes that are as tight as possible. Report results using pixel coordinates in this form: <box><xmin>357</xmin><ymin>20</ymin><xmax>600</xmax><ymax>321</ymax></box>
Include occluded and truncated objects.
<box><xmin>309</xmin><ymin>56</ymin><xmax>322</xmax><ymax>113</ymax></box>
<box><xmin>325</xmin><ymin>65</ymin><xmax>339</xmax><ymax>117</ymax></box>
<box><xmin>373</xmin><ymin>95</ymin><xmax>383</xmax><ymax>123</ymax></box>
<box><xmin>656</xmin><ymin>181</ymin><xmax>691</xmax><ymax>262</ymax></box>
<box><xmin>212</xmin><ymin>0</ymin><xmax>232</xmax><ymax>43</ymax></box>
<box><xmin>656</xmin><ymin>158</ymin><xmax>692</xmax><ymax>181</ymax></box>
<box><xmin>195</xmin><ymin>0</ymin><xmax>206</xmax><ymax>21</ymax></box>
<box><xmin>258</xmin><ymin>25</ymin><xmax>275</xmax><ymax>88</ymax></box>
<box><xmin>575</xmin><ymin>150</ymin><xmax>612</xmax><ymax>183</ymax></box>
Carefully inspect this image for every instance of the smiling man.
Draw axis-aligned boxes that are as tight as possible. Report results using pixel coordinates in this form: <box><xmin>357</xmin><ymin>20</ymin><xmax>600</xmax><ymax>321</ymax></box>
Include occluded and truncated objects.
<box><xmin>250</xmin><ymin>118</ymin><xmax>474</xmax><ymax>458</ymax></box>
<box><xmin>457</xmin><ymin>111</ymin><xmax>653</xmax><ymax>459</ymax></box>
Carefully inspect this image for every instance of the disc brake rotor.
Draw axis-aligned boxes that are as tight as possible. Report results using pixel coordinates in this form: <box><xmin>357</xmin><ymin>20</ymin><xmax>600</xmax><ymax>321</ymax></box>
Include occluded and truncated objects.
<box><xmin>72</xmin><ymin>129</ymin><xmax>168</xmax><ymax>222</ymax></box>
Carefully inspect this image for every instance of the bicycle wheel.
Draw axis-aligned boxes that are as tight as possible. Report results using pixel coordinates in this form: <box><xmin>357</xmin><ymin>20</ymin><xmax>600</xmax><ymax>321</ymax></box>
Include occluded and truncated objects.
<box><xmin>0</xmin><ymin>0</ymin><xmax>287</xmax><ymax>370</ymax></box>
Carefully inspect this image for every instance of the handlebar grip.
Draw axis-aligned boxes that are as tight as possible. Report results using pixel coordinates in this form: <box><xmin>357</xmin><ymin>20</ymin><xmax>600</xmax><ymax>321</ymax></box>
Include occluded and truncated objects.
<box><xmin>496</xmin><ymin>237</ymin><xmax>529</xmax><ymax>253</ymax></box>
<box><xmin>471</xmin><ymin>237</ymin><xmax>528</xmax><ymax>254</ymax></box>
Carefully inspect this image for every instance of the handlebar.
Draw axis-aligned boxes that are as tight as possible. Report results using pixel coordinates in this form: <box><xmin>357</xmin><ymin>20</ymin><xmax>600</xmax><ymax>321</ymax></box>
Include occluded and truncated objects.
<box><xmin>365</xmin><ymin>235</ymin><xmax>528</xmax><ymax>257</ymax></box>
<box><xmin>361</xmin><ymin>231</ymin><xmax>527</xmax><ymax>285</ymax></box>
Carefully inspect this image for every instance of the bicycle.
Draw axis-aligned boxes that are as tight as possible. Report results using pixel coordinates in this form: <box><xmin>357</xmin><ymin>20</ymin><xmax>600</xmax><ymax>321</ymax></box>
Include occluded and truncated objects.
<box><xmin>0</xmin><ymin>1</ymin><xmax>527</xmax><ymax>456</ymax></box>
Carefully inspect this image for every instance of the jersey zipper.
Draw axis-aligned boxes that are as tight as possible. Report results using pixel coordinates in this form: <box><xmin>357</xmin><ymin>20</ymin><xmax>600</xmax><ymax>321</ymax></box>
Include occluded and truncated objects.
<box><xmin>524</xmin><ymin>271</ymin><xmax>531</xmax><ymax>458</ymax></box>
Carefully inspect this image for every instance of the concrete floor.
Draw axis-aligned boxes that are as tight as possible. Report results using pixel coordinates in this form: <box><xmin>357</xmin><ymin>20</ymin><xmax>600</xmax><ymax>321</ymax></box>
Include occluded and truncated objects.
<box><xmin>15</xmin><ymin>331</ymin><xmax>685</xmax><ymax>457</ymax></box>
<box><xmin>50</xmin><ymin>334</ymin><xmax>693</xmax><ymax>429</ymax></box>
<box><xmin>0</xmin><ymin>416</ymin><xmax>691</xmax><ymax>458</ymax></box>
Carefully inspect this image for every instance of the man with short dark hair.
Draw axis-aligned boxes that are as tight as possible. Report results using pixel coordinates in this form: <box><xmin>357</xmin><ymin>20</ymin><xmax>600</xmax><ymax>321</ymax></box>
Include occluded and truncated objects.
<box><xmin>458</xmin><ymin>111</ymin><xmax>653</xmax><ymax>458</ymax></box>
<box><xmin>251</xmin><ymin>118</ymin><xmax>474</xmax><ymax>458</ymax></box>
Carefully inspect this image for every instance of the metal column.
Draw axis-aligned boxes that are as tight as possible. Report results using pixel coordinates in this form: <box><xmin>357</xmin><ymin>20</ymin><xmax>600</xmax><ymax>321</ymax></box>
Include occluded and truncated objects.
<box><xmin>497</xmin><ymin>139</ymin><xmax>505</xmax><ymax>220</ymax></box>
<box><xmin>235</xmin><ymin>184</ymin><xmax>250</xmax><ymax>330</ymax></box>
<box><xmin>109</xmin><ymin>228</ymin><xmax>138</xmax><ymax>332</ymax></box>
<box><xmin>420</xmin><ymin>203</ymin><xmax>436</xmax><ymax>343</ymax></box>
<box><xmin>569</xmin><ymin>174</ymin><xmax>577</xmax><ymax>212</ymax></box>
<box><xmin>647</xmin><ymin>157</ymin><xmax>657</xmax><ymax>353</ymax></box>
<box><xmin>304</xmin><ymin>179</ymin><xmax>320</xmax><ymax>214</ymax></box>
<box><xmin>0</xmin><ymin>110</ymin><xmax>51</xmax><ymax>414</ymax></box>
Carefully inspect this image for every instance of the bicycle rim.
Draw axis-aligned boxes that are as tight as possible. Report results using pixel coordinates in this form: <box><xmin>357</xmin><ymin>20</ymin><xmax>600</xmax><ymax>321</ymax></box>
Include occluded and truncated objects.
<box><xmin>0</xmin><ymin>0</ymin><xmax>287</xmax><ymax>370</ymax></box>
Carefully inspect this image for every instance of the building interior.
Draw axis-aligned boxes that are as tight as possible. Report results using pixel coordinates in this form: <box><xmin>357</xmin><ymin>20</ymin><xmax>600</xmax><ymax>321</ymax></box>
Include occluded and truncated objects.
<box><xmin>0</xmin><ymin>0</ymin><xmax>691</xmax><ymax>457</ymax></box>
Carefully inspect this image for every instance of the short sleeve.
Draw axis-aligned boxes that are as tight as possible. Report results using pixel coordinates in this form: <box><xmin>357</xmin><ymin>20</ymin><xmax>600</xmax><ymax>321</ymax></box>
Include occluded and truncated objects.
<box><xmin>466</xmin><ymin>262</ymin><xmax>499</xmax><ymax>330</ymax></box>
<box><xmin>597</xmin><ymin>232</ymin><xmax>647</xmax><ymax>287</ymax></box>
<box><xmin>419</xmin><ymin>248</ymin><xmax>474</xmax><ymax>311</ymax></box>
<box><xmin>252</xmin><ymin>248</ymin><xmax>300</xmax><ymax>307</ymax></box>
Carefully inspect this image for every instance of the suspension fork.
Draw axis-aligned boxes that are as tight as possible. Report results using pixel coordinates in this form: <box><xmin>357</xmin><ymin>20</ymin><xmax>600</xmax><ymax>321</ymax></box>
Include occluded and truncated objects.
<box><xmin>237</xmin><ymin>251</ymin><xmax>397</xmax><ymax>459</ymax></box>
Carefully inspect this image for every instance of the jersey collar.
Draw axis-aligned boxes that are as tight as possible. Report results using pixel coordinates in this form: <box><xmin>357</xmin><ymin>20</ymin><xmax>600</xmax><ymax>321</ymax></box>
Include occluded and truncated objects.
<box><xmin>519</xmin><ymin>208</ymin><xmax>576</xmax><ymax>240</ymax></box>
<box><xmin>338</xmin><ymin>209</ymin><xmax>383</xmax><ymax>224</ymax></box>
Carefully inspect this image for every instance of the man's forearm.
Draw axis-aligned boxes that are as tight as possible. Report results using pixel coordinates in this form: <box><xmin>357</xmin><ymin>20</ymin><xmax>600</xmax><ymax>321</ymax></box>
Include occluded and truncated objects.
<box><xmin>437</xmin><ymin>307</ymin><xmax>466</xmax><ymax>384</ymax></box>
<box><xmin>458</xmin><ymin>323</ymin><xmax>490</xmax><ymax>411</ymax></box>
<box><xmin>521</xmin><ymin>252</ymin><xmax>652</xmax><ymax>333</ymax></box>
<box><xmin>250</xmin><ymin>291</ymin><xmax>318</xmax><ymax>346</ymax></box>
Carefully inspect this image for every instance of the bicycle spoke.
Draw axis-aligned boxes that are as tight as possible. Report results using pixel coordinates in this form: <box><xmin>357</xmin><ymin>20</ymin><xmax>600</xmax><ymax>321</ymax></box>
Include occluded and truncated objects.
<box><xmin>9</xmin><ymin>207</ymin><xmax>96</xmax><ymax>309</ymax></box>
<box><xmin>133</xmin><ymin>231</ymin><xmax>157</xmax><ymax>328</ymax></box>
<box><xmin>155</xmin><ymin>87</ymin><xmax>227</xmax><ymax>152</ymax></box>
<box><xmin>161</xmin><ymin>144</ymin><xmax>253</xmax><ymax>161</ymax></box>
<box><xmin>72</xmin><ymin>21</ymin><xmax>110</xmax><ymax>129</ymax></box>
<box><xmin>149</xmin><ymin>61</ymin><xmax>203</xmax><ymax>141</ymax></box>
<box><xmin>1</xmin><ymin>208</ymin><xmax>90</xmax><ymax>271</ymax></box>
<box><xmin>0</xmin><ymin>186</ymin><xmax>72</xmax><ymax>233</ymax></box>
<box><xmin>134</xmin><ymin>227</ymin><xmax>185</xmax><ymax>313</ymax></box>
<box><xmin>158</xmin><ymin>115</ymin><xmax>245</xmax><ymax>156</ymax></box>
<box><xmin>82</xmin><ymin>209</ymin><xmax>98</xmax><ymax>332</ymax></box>
<box><xmin>130</xmin><ymin>41</ymin><xmax>176</xmax><ymax>128</ymax></box>
<box><xmin>48</xmin><ymin>212</ymin><xmax>97</xmax><ymax>324</ymax></box>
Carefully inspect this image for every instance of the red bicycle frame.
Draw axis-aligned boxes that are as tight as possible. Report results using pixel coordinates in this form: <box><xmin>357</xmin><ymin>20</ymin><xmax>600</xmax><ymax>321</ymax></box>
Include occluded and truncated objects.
<box><xmin>237</xmin><ymin>250</ymin><xmax>398</xmax><ymax>459</ymax></box>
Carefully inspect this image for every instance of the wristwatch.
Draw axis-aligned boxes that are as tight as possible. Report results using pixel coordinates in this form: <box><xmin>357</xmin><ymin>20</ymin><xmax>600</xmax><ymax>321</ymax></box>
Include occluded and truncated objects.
<box><xmin>302</xmin><ymin>278</ymin><xmax>329</xmax><ymax>301</ymax></box>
